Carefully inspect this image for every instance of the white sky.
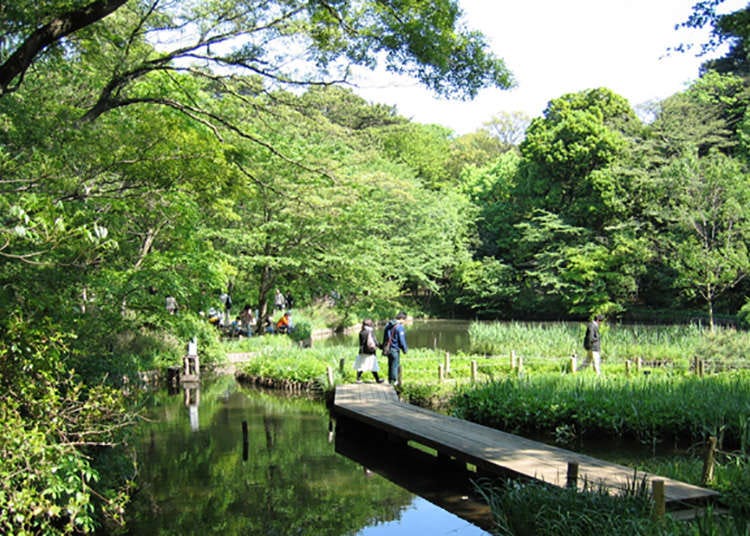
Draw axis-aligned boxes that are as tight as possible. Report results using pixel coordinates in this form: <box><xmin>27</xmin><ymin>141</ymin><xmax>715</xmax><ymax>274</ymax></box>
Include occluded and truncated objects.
<box><xmin>352</xmin><ymin>0</ymin><xmax>746</xmax><ymax>134</ymax></box>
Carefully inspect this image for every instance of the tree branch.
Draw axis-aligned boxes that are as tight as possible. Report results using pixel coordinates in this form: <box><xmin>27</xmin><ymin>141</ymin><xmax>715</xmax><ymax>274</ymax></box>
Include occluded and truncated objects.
<box><xmin>0</xmin><ymin>0</ymin><xmax>128</xmax><ymax>95</ymax></box>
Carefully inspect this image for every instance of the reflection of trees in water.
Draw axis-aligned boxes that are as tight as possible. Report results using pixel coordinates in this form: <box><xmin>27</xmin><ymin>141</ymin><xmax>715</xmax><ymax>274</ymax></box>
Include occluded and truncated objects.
<box><xmin>127</xmin><ymin>379</ymin><xmax>411</xmax><ymax>534</ymax></box>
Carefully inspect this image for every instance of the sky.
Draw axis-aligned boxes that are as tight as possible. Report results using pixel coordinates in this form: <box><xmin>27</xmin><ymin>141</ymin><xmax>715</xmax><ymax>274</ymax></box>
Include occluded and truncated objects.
<box><xmin>352</xmin><ymin>0</ymin><xmax>746</xmax><ymax>135</ymax></box>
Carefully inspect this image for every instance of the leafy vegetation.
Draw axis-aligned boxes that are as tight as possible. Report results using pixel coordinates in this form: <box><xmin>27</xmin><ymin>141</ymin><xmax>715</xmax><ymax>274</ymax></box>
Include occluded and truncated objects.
<box><xmin>2</xmin><ymin>0</ymin><xmax>750</xmax><ymax>533</ymax></box>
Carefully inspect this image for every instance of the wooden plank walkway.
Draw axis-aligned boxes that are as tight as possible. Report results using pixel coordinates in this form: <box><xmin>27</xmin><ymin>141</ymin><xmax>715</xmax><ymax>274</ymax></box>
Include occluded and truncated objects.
<box><xmin>333</xmin><ymin>383</ymin><xmax>719</xmax><ymax>507</ymax></box>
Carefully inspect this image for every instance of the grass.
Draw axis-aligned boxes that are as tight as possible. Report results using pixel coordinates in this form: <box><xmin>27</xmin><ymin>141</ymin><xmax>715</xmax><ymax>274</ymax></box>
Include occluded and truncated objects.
<box><xmin>466</xmin><ymin>321</ymin><xmax>747</xmax><ymax>368</ymax></box>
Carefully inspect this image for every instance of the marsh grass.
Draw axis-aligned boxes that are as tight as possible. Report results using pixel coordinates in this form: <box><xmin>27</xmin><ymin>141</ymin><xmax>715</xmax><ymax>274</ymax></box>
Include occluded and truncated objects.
<box><xmin>468</xmin><ymin>321</ymin><xmax>713</xmax><ymax>366</ymax></box>
<box><xmin>474</xmin><ymin>476</ymin><xmax>746</xmax><ymax>536</ymax></box>
<box><xmin>450</xmin><ymin>372</ymin><xmax>750</xmax><ymax>448</ymax></box>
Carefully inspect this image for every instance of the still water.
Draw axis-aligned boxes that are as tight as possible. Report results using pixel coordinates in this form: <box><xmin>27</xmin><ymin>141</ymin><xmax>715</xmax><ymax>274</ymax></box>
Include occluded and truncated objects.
<box><xmin>126</xmin><ymin>372</ymin><xmax>492</xmax><ymax>535</ymax></box>
<box><xmin>319</xmin><ymin>319</ymin><xmax>473</xmax><ymax>354</ymax></box>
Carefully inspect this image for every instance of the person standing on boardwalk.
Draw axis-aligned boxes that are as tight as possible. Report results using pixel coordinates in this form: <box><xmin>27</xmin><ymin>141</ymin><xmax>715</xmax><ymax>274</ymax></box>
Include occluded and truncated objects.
<box><xmin>582</xmin><ymin>314</ymin><xmax>604</xmax><ymax>375</ymax></box>
<box><xmin>355</xmin><ymin>319</ymin><xmax>383</xmax><ymax>383</ymax></box>
<box><xmin>383</xmin><ymin>311</ymin><xmax>408</xmax><ymax>385</ymax></box>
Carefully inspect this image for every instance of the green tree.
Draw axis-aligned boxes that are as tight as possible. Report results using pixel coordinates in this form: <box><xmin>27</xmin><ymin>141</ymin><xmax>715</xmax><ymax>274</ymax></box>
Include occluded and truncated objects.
<box><xmin>663</xmin><ymin>150</ymin><xmax>750</xmax><ymax>330</ymax></box>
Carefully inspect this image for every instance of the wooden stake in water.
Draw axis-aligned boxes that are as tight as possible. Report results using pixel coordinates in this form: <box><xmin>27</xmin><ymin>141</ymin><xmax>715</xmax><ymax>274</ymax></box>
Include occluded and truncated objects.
<box><xmin>438</xmin><ymin>364</ymin><xmax>444</xmax><ymax>382</ymax></box>
<box><xmin>471</xmin><ymin>360</ymin><xmax>477</xmax><ymax>383</ymax></box>
<box><xmin>652</xmin><ymin>479</ymin><xmax>665</xmax><ymax>519</ymax></box>
<box><xmin>326</xmin><ymin>366</ymin><xmax>334</xmax><ymax>388</ymax></box>
<box><xmin>444</xmin><ymin>352</ymin><xmax>451</xmax><ymax>374</ymax></box>
<box><xmin>570</xmin><ymin>354</ymin><xmax>577</xmax><ymax>374</ymax></box>
<box><xmin>510</xmin><ymin>350</ymin><xmax>517</xmax><ymax>369</ymax></box>
<box><xmin>702</xmin><ymin>436</ymin><xmax>717</xmax><ymax>485</ymax></box>
<box><xmin>242</xmin><ymin>420</ymin><xmax>249</xmax><ymax>461</ymax></box>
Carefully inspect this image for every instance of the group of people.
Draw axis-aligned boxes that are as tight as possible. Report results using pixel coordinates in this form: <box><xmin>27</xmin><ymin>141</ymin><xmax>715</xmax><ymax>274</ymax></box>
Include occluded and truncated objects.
<box><xmin>198</xmin><ymin>288</ymin><xmax>295</xmax><ymax>337</ymax></box>
<box><xmin>353</xmin><ymin>312</ymin><xmax>605</xmax><ymax>385</ymax></box>
<box><xmin>354</xmin><ymin>311</ymin><xmax>408</xmax><ymax>385</ymax></box>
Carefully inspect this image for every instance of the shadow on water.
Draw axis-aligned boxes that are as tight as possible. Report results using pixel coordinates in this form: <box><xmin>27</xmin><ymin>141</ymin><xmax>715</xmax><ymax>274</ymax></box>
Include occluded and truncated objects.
<box><xmin>334</xmin><ymin>419</ymin><xmax>494</xmax><ymax>533</ymax></box>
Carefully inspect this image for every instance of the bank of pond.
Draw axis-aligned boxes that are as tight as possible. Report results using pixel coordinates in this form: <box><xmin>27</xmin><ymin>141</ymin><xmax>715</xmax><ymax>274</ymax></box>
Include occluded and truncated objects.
<box><xmin>129</xmin><ymin>324</ymin><xmax>750</xmax><ymax>534</ymax></box>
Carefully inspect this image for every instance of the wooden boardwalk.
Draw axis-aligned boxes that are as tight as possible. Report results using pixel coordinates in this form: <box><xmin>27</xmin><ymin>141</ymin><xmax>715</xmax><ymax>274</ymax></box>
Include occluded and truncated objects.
<box><xmin>332</xmin><ymin>383</ymin><xmax>719</xmax><ymax>508</ymax></box>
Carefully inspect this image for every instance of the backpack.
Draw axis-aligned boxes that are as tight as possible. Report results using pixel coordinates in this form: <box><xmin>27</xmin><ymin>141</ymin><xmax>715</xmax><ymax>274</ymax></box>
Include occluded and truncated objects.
<box><xmin>382</xmin><ymin>323</ymin><xmax>396</xmax><ymax>356</ymax></box>
<box><xmin>366</xmin><ymin>331</ymin><xmax>377</xmax><ymax>351</ymax></box>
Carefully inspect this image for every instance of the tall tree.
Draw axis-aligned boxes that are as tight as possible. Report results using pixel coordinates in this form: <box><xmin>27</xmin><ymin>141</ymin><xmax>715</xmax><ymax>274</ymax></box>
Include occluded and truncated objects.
<box><xmin>663</xmin><ymin>150</ymin><xmax>750</xmax><ymax>330</ymax></box>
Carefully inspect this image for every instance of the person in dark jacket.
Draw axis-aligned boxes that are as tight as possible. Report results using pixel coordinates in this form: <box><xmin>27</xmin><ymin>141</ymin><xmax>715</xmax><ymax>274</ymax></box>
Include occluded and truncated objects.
<box><xmin>382</xmin><ymin>311</ymin><xmax>408</xmax><ymax>385</ymax></box>
<box><xmin>582</xmin><ymin>314</ymin><xmax>604</xmax><ymax>375</ymax></box>
<box><xmin>354</xmin><ymin>319</ymin><xmax>383</xmax><ymax>383</ymax></box>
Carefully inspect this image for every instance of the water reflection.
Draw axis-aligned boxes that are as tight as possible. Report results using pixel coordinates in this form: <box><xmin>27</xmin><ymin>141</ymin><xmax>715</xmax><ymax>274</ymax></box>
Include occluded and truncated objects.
<box><xmin>334</xmin><ymin>428</ymin><xmax>493</xmax><ymax>534</ymax></box>
<box><xmin>127</xmin><ymin>377</ymin><xmax>491</xmax><ymax>535</ymax></box>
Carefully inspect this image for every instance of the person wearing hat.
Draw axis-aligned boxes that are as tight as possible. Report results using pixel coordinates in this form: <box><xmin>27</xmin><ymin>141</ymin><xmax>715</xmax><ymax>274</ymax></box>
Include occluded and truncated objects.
<box><xmin>382</xmin><ymin>311</ymin><xmax>408</xmax><ymax>385</ymax></box>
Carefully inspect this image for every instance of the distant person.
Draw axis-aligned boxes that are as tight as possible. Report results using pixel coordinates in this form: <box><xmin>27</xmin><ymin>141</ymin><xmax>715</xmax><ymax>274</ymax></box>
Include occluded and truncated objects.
<box><xmin>165</xmin><ymin>295</ymin><xmax>178</xmax><ymax>314</ymax></box>
<box><xmin>285</xmin><ymin>291</ymin><xmax>294</xmax><ymax>310</ymax></box>
<box><xmin>220</xmin><ymin>290</ymin><xmax>232</xmax><ymax>325</ymax></box>
<box><xmin>382</xmin><ymin>311</ymin><xmax>408</xmax><ymax>386</ymax></box>
<box><xmin>355</xmin><ymin>319</ymin><xmax>383</xmax><ymax>383</ymax></box>
<box><xmin>274</xmin><ymin>288</ymin><xmax>286</xmax><ymax>313</ymax></box>
<box><xmin>275</xmin><ymin>311</ymin><xmax>292</xmax><ymax>334</ymax></box>
<box><xmin>207</xmin><ymin>307</ymin><xmax>222</xmax><ymax>327</ymax></box>
<box><xmin>240</xmin><ymin>304</ymin><xmax>255</xmax><ymax>336</ymax></box>
<box><xmin>582</xmin><ymin>314</ymin><xmax>604</xmax><ymax>375</ymax></box>
<box><xmin>263</xmin><ymin>315</ymin><xmax>274</xmax><ymax>334</ymax></box>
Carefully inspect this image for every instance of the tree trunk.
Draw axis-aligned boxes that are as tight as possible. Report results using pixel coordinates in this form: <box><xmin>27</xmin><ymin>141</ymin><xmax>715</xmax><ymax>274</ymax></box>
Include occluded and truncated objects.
<box><xmin>0</xmin><ymin>0</ymin><xmax>128</xmax><ymax>94</ymax></box>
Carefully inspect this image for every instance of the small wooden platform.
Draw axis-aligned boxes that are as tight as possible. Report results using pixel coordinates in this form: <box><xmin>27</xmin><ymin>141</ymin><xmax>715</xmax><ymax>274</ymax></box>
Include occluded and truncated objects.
<box><xmin>332</xmin><ymin>383</ymin><xmax>719</xmax><ymax>508</ymax></box>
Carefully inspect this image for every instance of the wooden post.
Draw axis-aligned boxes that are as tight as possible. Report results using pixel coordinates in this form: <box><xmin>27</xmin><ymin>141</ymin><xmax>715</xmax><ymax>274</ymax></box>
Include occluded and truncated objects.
<box><xmin>471</xmin><ymin>360</ymin><xmax>477</xmax><ymax>383</ymax></box>
<box><xmin>438</xmin><ymin>364</ymin><xmax>444</xmax><ymax>382</ymax></box>
<box><xmin>701</xmin><ymin>436</ymin><xmax>717</xmax><ymax>485</ymax></box>
<box><xmin>510</xmin><ymin>350</ymin><xmax>517</xmax><ymax>369</ymax></box>
<box><xmin>652</xmin><ymin>479</ymin><xmax>665</xmax><ymax>519</ymax></box>
<box><xmin>570</xmin><ymin>354</ymin><xmax>577</xmax><ymax>374</ymax></box>
<box><xmin>625</xmin><ymin>360</ymin><xmax>631</xmax><ymax>376</ymax></box>
<box><xmin>444</xmin><ymin>352</ymin><xmax>451</xmax><ymax>374</ymax></box>
<box><xmin>326</xmin><ymin>366</ymin><xmax>334</xmax><ymax>388</ymax></box>
<box><xmin>566</xmin><ymin>461</ymin><xmax>579</xmax><ymax>488</ymax></box>
<box><xmin>517</xmin><ymin>355</ymin><xmax>524</xmax><ymax>374</ymax></box>
<box><xmin>693</xmin><ymin>355</ymin><xmax>699</xmax><ymax>375</ymax></box>
<box><xmin>242</xmin><ymin>420</ymin><xmax>249</xmax><ymax>462</ymax></box>
<box><xmin>698</xmin><ymin>359</ymin><xmax>705</xmax><ymax>377</ymax></box>
<box><xmin>339</xmin><ymin>358</ymin><xmax>345</xmax><ymax>374</ymax></box>
<box><xmin>636</xmin><ymin>357</ymin><xmax>642</xmax><ymax>372</ymax></box>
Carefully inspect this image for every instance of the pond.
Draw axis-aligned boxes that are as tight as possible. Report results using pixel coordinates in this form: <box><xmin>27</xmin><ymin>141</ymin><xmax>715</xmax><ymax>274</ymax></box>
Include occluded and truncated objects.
<box><xmin>126</xmin><ymin>374</ymin><xmax>492</xmax><ymax>535</ymax></box>
<box><xmin>126</xmin><ymin>319</ymin><xmax>689</xmax><ymax>534</ymax></box>
<box><xmin>318</xmin><ymin>319</ymin><xmax>473</xmax><ymax>354</ymax></box>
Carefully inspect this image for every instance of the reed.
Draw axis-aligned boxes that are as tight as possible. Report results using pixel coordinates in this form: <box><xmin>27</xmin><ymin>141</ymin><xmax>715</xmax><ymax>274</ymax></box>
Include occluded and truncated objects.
<box><xmin>468</xmin><ymin>321</ymin><xmax>713</xmax><ymax>365</ymax></box>
<box><xmin>451</xmin><ymin>372</ymin><xmax>750</xmax><ymax>448</ymax></box>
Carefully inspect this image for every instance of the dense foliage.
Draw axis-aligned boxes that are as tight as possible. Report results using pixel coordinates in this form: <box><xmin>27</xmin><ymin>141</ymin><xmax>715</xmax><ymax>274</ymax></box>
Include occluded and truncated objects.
<box><xmin>2</xmin><ymin>0</ymin><xmax>750</xmax><ymax>532</ymax></box>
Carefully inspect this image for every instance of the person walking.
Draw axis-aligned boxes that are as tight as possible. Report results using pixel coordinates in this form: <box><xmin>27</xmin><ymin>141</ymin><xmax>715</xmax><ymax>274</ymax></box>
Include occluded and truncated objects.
<box><xmin>382</xmin><ymin>311</ymin><xmax>408</xmax><ymax>386</ymax></box>
<box><xmin>582</xmin><ymin>314</ymin><xmax>604</xmax><ymax>375</ymax></box>
<box><xmin>354</xmin><ymin>319</ymin><xmax>383</xmax><ymax>383</ymax></box>
<box><xmin>274</xmin><ymin>289</ymin><xmax>286</xmax><ymax>313</ymax></box>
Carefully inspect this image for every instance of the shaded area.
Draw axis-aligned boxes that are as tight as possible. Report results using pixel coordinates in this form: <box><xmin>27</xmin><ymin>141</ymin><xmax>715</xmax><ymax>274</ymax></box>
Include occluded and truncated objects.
<box><xmin>334</xmin><ymin>418</ymin><xmax>494</xmax><ymax>533</ymax></box>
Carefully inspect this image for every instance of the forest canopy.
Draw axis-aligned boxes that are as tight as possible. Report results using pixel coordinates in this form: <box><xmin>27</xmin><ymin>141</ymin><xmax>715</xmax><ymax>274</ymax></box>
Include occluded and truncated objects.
<box><xmin>1</xmin><ymin>0</ymin><xmax>750</xmax><ymax>533</ymax></box>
